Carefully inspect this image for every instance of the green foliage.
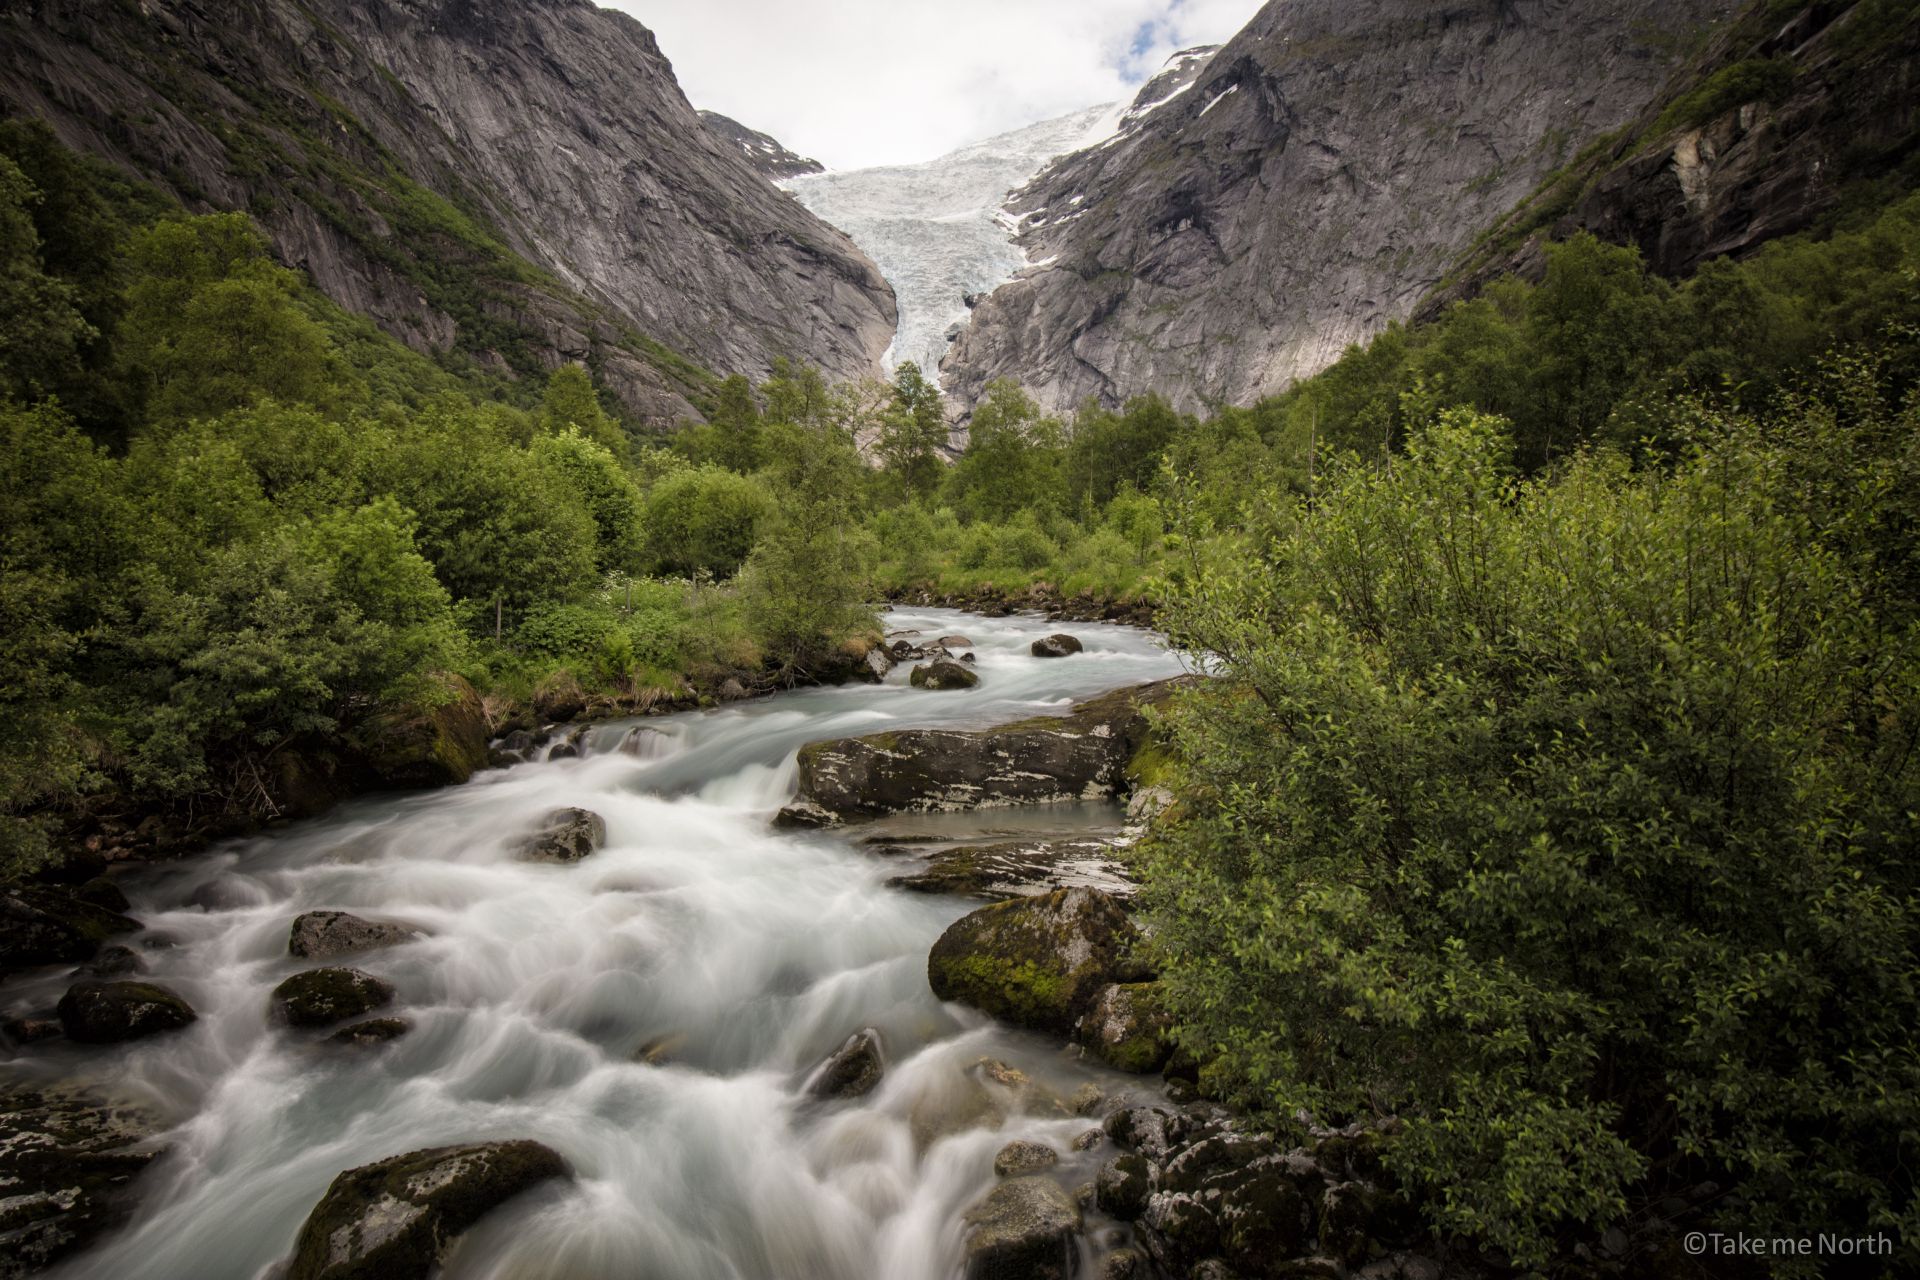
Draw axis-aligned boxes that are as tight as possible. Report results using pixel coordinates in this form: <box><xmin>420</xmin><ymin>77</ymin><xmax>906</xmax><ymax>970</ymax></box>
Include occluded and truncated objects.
<box><xmin>0</xmin><ymin>156</ymin><xmax>94</xmax><ymax>402</ymax></box>
<box><xmin>540</xmin><ymin>363</ymin><xmax>626</xmax><ymax>456</ymax></box>
<box><xmin>642</xmin><ymin>464</ymin><xmax>774</xmax><ymax>580</ymax></box>
<box><xmin>1142</xmin><ymin>380</ymin><xmax>1920</xmax><ymax>1269</ymax></box>
<box><xmin>1651</xmin><ymin>57</ymin><xmax>1796</xmax><ymax>136</ymax></box>
<box><xmin>531</xmin><ymin>427</ymin><xmax>646</xmax><ymax>573</ymax></box>
<box><xmin>878</xmin><ymin>361</ymin><xmax>949</xmax><ymax>499</ymax></box>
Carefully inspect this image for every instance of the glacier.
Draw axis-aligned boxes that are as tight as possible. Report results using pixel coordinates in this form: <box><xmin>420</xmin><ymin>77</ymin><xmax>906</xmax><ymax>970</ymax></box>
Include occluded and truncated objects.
<box><xmin>781</xmin><ymin>47</ymin><xmax>1217</xmax><ymax>390</ymax></box>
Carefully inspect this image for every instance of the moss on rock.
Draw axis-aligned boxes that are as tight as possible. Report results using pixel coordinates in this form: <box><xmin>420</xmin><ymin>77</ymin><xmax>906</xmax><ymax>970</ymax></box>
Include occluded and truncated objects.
<box><xmin>928</xmin><ymin>887</ymin><xmax>1140</xmax><ymax>1035</ymax></box>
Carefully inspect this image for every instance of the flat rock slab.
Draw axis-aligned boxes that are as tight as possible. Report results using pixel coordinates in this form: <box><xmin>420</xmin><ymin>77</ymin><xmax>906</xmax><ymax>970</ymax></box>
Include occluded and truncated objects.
<box><xmin>777</xmin><ymin>678</ymin><xmax>1193</xmax><ymax>827</ymax></box>
<box><xmin>0</xmin><ymin>1088</ymin><xmax>166</xmax><ymax>1278</ymax></box>
<box><xmin>289</xmin><ymin>911</ymin><xmax>418</xmax><ymax>959</ymax></box>
<box><xmin>287</xmin><ymin>1140</ymin><xmax>568</xmax><ymax>1280</ymax></box>
<box><xmin>887</xmin><ymin>837</ymin><xmax>1136</xmax><ymax>900</ymax></box>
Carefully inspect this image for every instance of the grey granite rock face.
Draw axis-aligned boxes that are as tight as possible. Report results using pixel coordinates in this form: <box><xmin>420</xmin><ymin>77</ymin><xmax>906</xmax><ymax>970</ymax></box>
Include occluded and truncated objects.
<box><xmin>699</xmin><ymin>111</ymin><xmax>825</xmax><ymax>180</ymax></box>
<box><xmin>942</xmin><ymin>0</ymin><xmax>1734</xmax><ymax>416</ymax></box>
<box><xmin>0</xmin><ymin>0</ymin><xmax>895</xmax><ymax>424</ymax></box>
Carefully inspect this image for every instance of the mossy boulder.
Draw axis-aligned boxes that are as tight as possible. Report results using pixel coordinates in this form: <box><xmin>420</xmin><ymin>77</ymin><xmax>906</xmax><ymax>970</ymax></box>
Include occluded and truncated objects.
<box><xmin>286</xmin><ymin>1140</ymin><xmax>568</xmax><ymax>1280</ymax></box>
<box><xmin>910</xmin><ymin>658</ymin><xmax>981</xmax><ymax>690</ymax></box>
<box><xmin>1096</xmin><ymin>1152</ymin><xmax>1152</xmax><ymax>1219</ymax></box>
<box><xmin>961</xmin><ymin>1175</ymin><xmax>1082</xmax><ymax>1280</ymax></box>
<box><xmin>993</xmin><ymin>1139</ymin><xmax>1060</xmax><ymax>1177</ymax></box>
<box><xmin>0</xmin><ymin>1088</ymin><xmax>166</xmax><ymax>1277</ymax></box>
<box><xmin>56</xmin><ymin>980</ymin><xmax>196</xmax><ymax>1043</ymax></box>
<box><xmin>1031</xmin><ymin>633</ymin><xmax>1084</xmax><ymax>658</ymax></box>
<box><xmin>783</xmin><ymin>678</ymin><xmax>1196</xmax><ymax>825</ymax></box>
<box><xmin>270</xmin><ymin>967</ymin><xmax>394</xmax><ymax>1027</ymax></box>
<box><xmin>1075</xmin><ymin>983</ymin><xmax>1174</xmax><ymax>1073</ymax></box>
<box><xmin>928</xmin><ymin>887</ymin><xmax>1141</xmax><ymax>1036</ymax></box>
<box><xmin>0</xmin><ymin>887</ymin><xmax>141</xmax><ymax>974</ymax></box>
<box><xmin>289</xmin><ymin>911</ymin><xmax>419</xmax><ymax>959</ymax></box>
<box><xmin>357</xmin><ymin>673</ymin><xmax>490</xmax><ymax>790</ymax></box>
<box><xmin>516</xmin><ymin>807</ymin><xmax>606</xmax><ymax>863</ymax></box>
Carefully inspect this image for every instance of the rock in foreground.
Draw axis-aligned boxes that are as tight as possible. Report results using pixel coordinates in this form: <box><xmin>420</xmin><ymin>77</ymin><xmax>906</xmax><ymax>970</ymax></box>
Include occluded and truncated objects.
<box><xmin>271</xmin><ymin>968</ymin><xmax>395</xmax><ymax>1027</ymax></box>
<box><xmin>778</xmin><ymin>678</ymin><xmax>1190</xmax><ymax>826</ymax></box>
<box><xmin>1075</xmin><ymin>983</ymin><xmax>1174</xmax><ymax>1074</ymax></box>
<box><xmin>517</xmin><ymin>808</ymin><xmax>607</xmax><ymax>863</ymax></box>
<box><xmin>961</xmin><ymin>1175</ymin><xmax>1081</xmax><ymax>1280</ymax></box>
<box><xmin>287</xmin><ymin>1140</ymin><xmax>568</xmax><ymax>1280</ymax></box>
<box><xmin>928</xmin><ymin>888</ymin><xmax>1142</xmax><ymax>1036</ymax></box>
<box><xmin>0</xmin><ymin>1088</ymin><xmax>166</xmax><ymax>1278</ymax></box>
<box><xmin>910</xmin><ymin>658</ymin><xmax>981</xmax><ymax>690</ymax></box>
<box><xmin>289</xmin><ymin>911</ymin><xmax>418</xmax><ymax>959</ymax></box>
<box><xmin>56</xmin><ymin>980</ymin><xmax>197</xmax><ymax>1043</ymax></box>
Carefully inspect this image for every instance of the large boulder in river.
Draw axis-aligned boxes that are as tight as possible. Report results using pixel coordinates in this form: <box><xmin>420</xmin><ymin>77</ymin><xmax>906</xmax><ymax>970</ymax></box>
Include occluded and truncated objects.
<box><xmin>0</xmin><ymin>886</ymin><xmax>141</xmax><ymax>974</ymax></box>
<box><xmin>961</xmin><ymin>1175</ymin><xmax>1082</xmax><ymax>1280</ymax></box>
<box><xmin>356</xmin><ymin>673</ymin><xmax>490</xmax><ymax>790</ymax></box>
<box><xmin>287</xmin><ymin>1141</ymin><xmax>568</xmax><ymax>1280</ymax></box>
<box><xmin>517</xmin><ymin>807</ymin><xmax>607</xmax><ymax>862</ymax></box>
<box><xmin>910</xmin><ymin>658</ymin><xmax>981</xmax><ymax>690</ymax></box>
<box><xmin>928</xmin><ymin>887</ymin><xmax>1142</xmax><ymax>1035</ymax></box>
<box><xmin>1030</xmin><ymin>633</ymin><xmax>1083</xmax><ymax>658</ymax></box>
<box><xmin>0</xmin><ymin>1088</ymin><xmax>166</xmax><ymax>1277</ymax></box>
<box><xmin>778</xmin><ymin>678</ymin><xmax>1193</xmax><ymax>826</ymax></box>
<box><xmin>289</xmin><ymin>911</ymin><xmax>419</xmax><ymax>959</ymax></box>
<box><xmin>271</xmin><ymin>967</ymin><xmax>395</xmax><ymax>1027</ymax></box>
<box><xmin>805</xmin><ymin>1028</ymin><xmax>885</xmax><ymax>1099</ymax></box>
<box><xmin>56</xmin><ymin>980</ymin><xmax>197</xmax><ymax>1043</ymax></box>
<box><xmin>1075</xmin><ymin>983</ymin><xmax>1175</xmax><ymax>1074</ymax></box>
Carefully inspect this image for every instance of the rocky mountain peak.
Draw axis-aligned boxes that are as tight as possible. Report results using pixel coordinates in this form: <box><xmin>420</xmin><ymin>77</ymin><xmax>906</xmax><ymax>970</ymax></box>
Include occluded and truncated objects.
<box><xmin>699</xmin><ymin>111</ymin><xmax>826</xmax><ymax>180</ymax></box>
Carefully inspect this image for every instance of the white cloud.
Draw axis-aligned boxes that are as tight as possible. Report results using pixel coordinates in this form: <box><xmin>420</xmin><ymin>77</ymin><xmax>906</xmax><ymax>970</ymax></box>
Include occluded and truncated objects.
<box><xmin>606</xmin><ymin>0</ymin><xmax>1265</xmax><ymax>170</ymax></box>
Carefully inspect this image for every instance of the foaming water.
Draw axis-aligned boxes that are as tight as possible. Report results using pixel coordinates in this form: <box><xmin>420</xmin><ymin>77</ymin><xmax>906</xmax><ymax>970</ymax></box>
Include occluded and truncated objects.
<box><xmin>16</xmin><ymin>609</ymin><xmax>1188</xmax><ymax>1280</ymax></box>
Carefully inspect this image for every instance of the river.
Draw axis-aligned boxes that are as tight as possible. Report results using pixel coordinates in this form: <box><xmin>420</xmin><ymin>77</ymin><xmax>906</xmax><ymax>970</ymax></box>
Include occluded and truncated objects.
<box><xmin>15</xmin><ymin>608</ymin><xmax>1188</xmax><ymax>1279</ymax></box>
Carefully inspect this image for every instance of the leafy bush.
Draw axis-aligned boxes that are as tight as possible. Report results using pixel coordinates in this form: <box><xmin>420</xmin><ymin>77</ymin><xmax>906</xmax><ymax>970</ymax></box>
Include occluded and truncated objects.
<box><xmin>1142</xmin><ymin>388</ymin><xmax>1920</xmax><ymax>1269</ymax></box>
<box><xmin>641</xmin><ymin>464</ymin><xmax>774</xmax><ymax>579</ymax></box>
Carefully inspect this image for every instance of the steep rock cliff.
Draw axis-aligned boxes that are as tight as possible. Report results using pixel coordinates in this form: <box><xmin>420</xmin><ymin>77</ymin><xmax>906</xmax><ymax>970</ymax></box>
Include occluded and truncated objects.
<box><xmin>1426</xmin><ymin>0</ymin><xmax>1920</xmax><ymax>309</ymax></box>
<box><xmin>0</xmin><ymin>0</ymin><xmax>895</xmax><ymax>424</ymax></box>
<box><xmin>942</xmin><ymin>0</ymin><xmax>1736</xmax><ymax>416</ymax></box>
<box><xmin>700</xmin><ymin>111</ymin><xmax>824</xmax><ymax>181</ymax></box>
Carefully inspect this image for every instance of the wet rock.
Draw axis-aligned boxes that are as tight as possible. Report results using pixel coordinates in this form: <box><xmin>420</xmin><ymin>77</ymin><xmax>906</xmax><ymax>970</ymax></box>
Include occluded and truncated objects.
<box><xmin>501</xmin><ymin>729</ymin><xmax>537</xmax><ymax>754</ymax></box>
<box><xmin>1104</xmin><ymin>1106</ymin><xmax>1179</xmax><ymax>1162</ymax></box>
<box><xmin>1355</xmin><ymin>1254</ymin><xmax>1443</xmax><ymax>1280</ymax></box>
<box><xmin>1125</xmin><ymin>785</ymin><xmax>1175</xmax><ymax>825</ymax></box>
<box><xmin>1070</xmin><ymin>1083</ymin><xmax>1104</xmax><ymax>1116</ymax></box>
<box><xmin>270</xmin><ymin>967</ymin><xmax>395</xmax><ymax>1027</ymax></box>
<box><xmin>546</xmin><ymin>741</ymin><xmax>579</xmax><ymax>760</ymax></box>
<box><xmin>938</xmin><ymin>635</ymin><xmax>974</xmax><ymax>648</ymax></box>
<box><xmin>889</xmin><ymin>639</ymin><xmax>926</xmax><ymax>661</ymax></box>
<box><xmin>929</xmin><ymin>887</ymin><xmax>1141</xmax><ymax>1035</ymax></box>
<box><xmin>3</xmin><ymin>1016</ymin><xmax>60</xmax><ymax>1044</ymax></box>
<box><xmin>1141</xmin><ymin>1190</ymin><xmax>1221</xmax><ymax>1273</ymax></box>
<box><xmin>1099</xmin><ymin>1246</ymin><xmax>1151</xmax><ymax>1280</ymax></box>
<box><xmin>286</xmin><ymin>1140</ymin><xmax>568</xmax><ymax>1280</ymax></box>
<box><xmin>788</xmin><ymin>678</ymin><xmax>1193</xmax><ymax>824</ymax></box>
<box><xmin>56</xmin><ymin>980</ymin><xmax>197</xmax><ymax>1043</ymax></box>
<box><xmin>910</xmin><ymin>658</ymin><xmax>981</xmax><ymax>691</ymax></box>
<box><xmin>1096</xmin><ymin>1152</ymin><xmax>1152</xmax><ymax>1219</ymax></box>
<box><xmin>328</xmin><ymin>1017</ymin><xmax>412</xmax><ymax>1047</ymax></box>
<box><xmin>72</xmin><ymin>878</ymin><xmax>131</xmax><ymax>914</ymax></box>
<box><xmin>993</xmin><ymin>1140</ymin><xmax>1059</xmax><ymax>1177</ymax></box>
<box><xmin>75</xmin><ymin>944</ymin><xmax>145</xmax><ymax>978</ymax></box>
<box><xmin>806</xmin><ymin>1028</ymin><xmax>885</xmax><ymax>1100</ymax></box>
<box><xmin>532</xmin><ymin>670</ymin><xmax>587</xmax><ymax>722</ymax></box>
<box><xmin>718</xmin><ymin>677</ymin><xmax>751</xmax><ymax>702</ymax></box>
<box><xmin>1215</xmin><ymin>1158</ymin><xmax>1315</xmax><ymax>1271</ymax></box>
<box><xmin>1030</xmin><ymin>633</ymin><xmax>1083</xmax><ymax>658</ymax></box>
<box><xmin>359</xmin><ymin>673</ymin><xmax>491</xmax><ymax>788</ymax></box>
<box><xmin>961</xmin><ymin>1175</ymin><xmax>1082</xmax><ymax>1280</ymax></box>
<box><xmin>634</xmin><ymin>1032</ymin><xmax>688</xmax><ymax>1065</ymax></box>
<box><xmin>1075</xmin><ymin>983</ymin><xmax>1174</xmax><ymax>1073</ymax></box>
<box><xmin>518</xmin><ymin>807</ymin><xmax>607</xmax><ymax>863</ymax></box>
<box><xmin>0</xmin><ymin>886</ymin><xmax>141</xmax><ymax>974</ymax></box>
<box><xmin>908</xmin><ymin>1071</ymin><xmax>1007</xmax><ymax>1151</ymax></box>
<box><xmin>960</xmin><ymin>651</ymin><xmax>978</xmax><ymax>664</ymax></box>
<box><xmin>0</xmin><ymin>1088</ymin><xmax>166</xmax><ymax>1277</ymax></box>
<box><xmin>1162</xmin><ymin>1133</ymin><xmax>1279</xmax><ymax>1195</ymax></box>
<box><xmin>888</xmin><ymin>837</ymin><xmax>1133</xmax><ymax>901</ymax></box>
<box><xmin>289</xmin><ymin>911</ymin><xmax>418</xmax><ymax>960</ymax></box>
<box><xmin>862</xmin><ymin>646</ymin><xmax>894</xmax><ymax>682</ymax></box>
<box><xmin>616</xmin><ymin>727</ymin><xmax>670</xmax><ymax>757</ymax></box>
<box><xmin>1073</xmin><ymin>1128</ymin><xmax>1104</xmax><ymax>1151</ymax></box>
<box><xmin>1319</xmin><ymin>1180</ymin><xmax>1376</xmax><ymax>1267</ymax></box>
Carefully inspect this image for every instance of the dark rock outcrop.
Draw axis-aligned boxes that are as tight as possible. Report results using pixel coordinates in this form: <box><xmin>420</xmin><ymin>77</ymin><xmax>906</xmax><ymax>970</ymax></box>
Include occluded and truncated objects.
<box><xmin>1030</xmin><ymin>634</ymin><xmax>1083</xmax><ymax>658</ymax></box>
<box><xmin>56</xmin><ymin>980</ymin><xmax>197</xmax><ymax>1043</ymax></box>
<box><xmin>270</xmin><ymin>967</ymin><xmax>395</xmax><ymax>1028</ymax></box>
<box><xmin>0</xmin><ymin>1089</ymin><xmax>167</xmax><ymax>1278</ymax></box>
<box><xmin>0</xmin><ymin>886</ymin><xmax>141</xmax><ymax>974</ymax></box>
<box><xmin>698</xmin><ymin>110</ymin><xmax>825</xmax><ymax>180</ymax></box>
<box><xmin>517</xmin><ymin>807</ymin><xmax>607</xmax><ymax>863</ymax></box>
<box><xmin>942</xmin><ymin>0</ymin><xmax>1733</xmax><ymax>416</ymax></box>
<box><xmin>286</xmin><ymin>1140</ymin><xmax>568</xmax><ymax>1280</ymax></box>
<box><xmin>778</xmin><ymin>678</ymin><xmax>1190</xmax><ymax>826</ymax></box>
<box><xmin>806</xmin><ymin>1028</ymin><xmax>886</xmax><ymax>1100</ymax></box>
<box><xmin>0</xmin><ymin>0</ymin><xmax>894</xmax><ymax>425</ymax></box>
<box><xmin>328</xmin><ymin>1017</ymin><xmax>412</xmax><ymax>1047</ymax></box>
<box><xmin>289</xmin><ymin>911</ymin><xmax>418</xmax><ymax>960</ymax></box>
<box><xmin>355</xmin><ymin>674</ymin><xmax>490</xmax><ymax>790</ymax></box>
<box><xmin>909</xmin><ymin>658</ymin><xmax>981</xmax><ymax>690</ymax></box>
<box><xmin>1075</xmin><ymin>982</ymin><xmax>1175</xmax><ymax>1074</ymax></box>
<box><xmin>960</xmin><ymin>1175</ymin><xmax>1082</xmax><ymax>1280</ymax></box>
<box><xmin>928</xmin><ymin>887</ymin><xmax>1142</xmax><ymax>1035</ymax></box>
<box><xmin>885</xmin><ymin>836</ymin><xmax>1135</xmax><ymax>900</ymax></box>
<box><xmin>75</xmin><ymin>944</ymin><xmax>145</xmax><ymax>978</ymax></box>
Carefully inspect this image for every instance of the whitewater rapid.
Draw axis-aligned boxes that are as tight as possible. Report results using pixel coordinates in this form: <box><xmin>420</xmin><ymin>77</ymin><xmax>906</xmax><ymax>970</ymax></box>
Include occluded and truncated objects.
<box><xmin>13</xmin><ymin>609</ymin><xmax>1187</xmax><ymax>1280</ymax></box>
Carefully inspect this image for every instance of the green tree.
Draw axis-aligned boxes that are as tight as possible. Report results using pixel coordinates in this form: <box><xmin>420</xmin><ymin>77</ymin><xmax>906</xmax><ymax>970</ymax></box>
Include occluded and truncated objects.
<box><xmin>878</xmin><ymin>361</ymin><xmax>948</xmax><ymax>499</ymax></box>
<box><xmin>742</xmin><ymin>420</ymin><xmax>876</xmax><ymax>673</ymax></box>
<box><xmin>0</xmin><ymin>156</ymin><xmax>93</xmax><ymax>401</ymax></box>
<box><xmin>641</xmin><ymin>464</ymin><xmax>774</xmax><ymax>580</ymax></box>
<box><xmin>945</xmin><ymin>379</ymin><xmax>1063</xmax><ymax>522</ymax></box>
<box><xmin>532</xmin><ymin>427</ymin><xmax>646</xmax><ymax>573</ymax></box>
<box><xmin>709</xmin><ymin>372</ymin><xmax>763</xmax><ymax>472</ymax></box>
<box><xmin>540</xmin><ymin>362</ymin><xmax>625</xmax><ymax>456</ymax></box>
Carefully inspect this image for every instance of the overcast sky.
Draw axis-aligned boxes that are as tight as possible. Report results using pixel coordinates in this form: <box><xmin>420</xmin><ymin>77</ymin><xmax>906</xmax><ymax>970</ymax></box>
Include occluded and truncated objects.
<box><xmin>609</xmin><ymin>0</ymin><xmax>1264</xmax><ymax>171</ymax></box>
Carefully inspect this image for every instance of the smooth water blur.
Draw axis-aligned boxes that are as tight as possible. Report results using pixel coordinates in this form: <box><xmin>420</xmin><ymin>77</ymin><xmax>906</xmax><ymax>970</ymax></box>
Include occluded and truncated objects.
<box><xmin>14</xmin><ymin>609</ymin><xmax>1188</xmax><ymax>1280</ymax></box>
